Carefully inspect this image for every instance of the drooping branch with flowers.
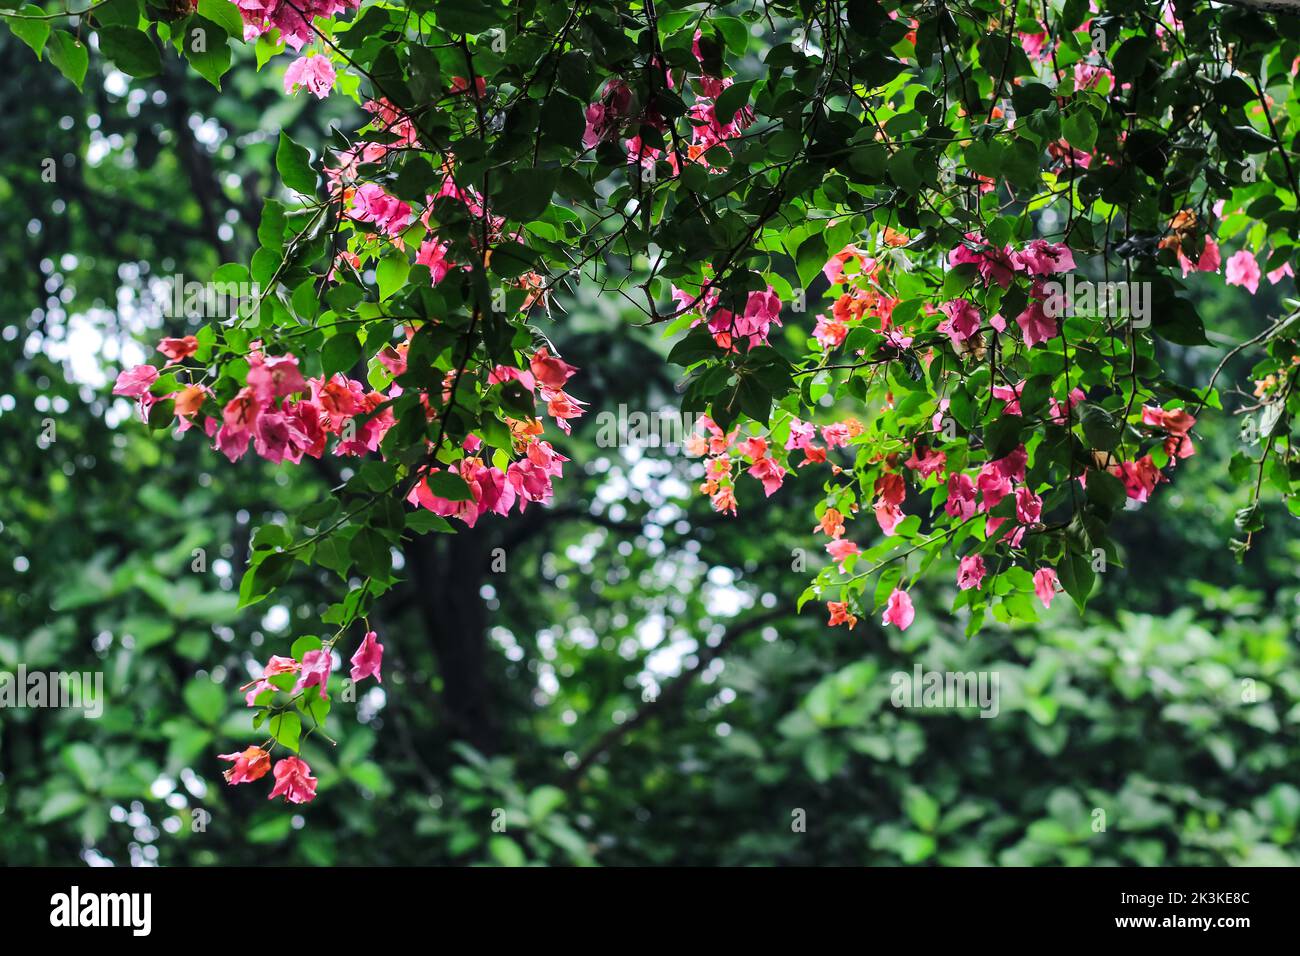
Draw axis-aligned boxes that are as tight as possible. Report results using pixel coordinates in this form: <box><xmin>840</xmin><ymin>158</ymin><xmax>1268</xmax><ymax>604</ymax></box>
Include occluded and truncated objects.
<box><xmin>11</xmin><ymin>0</ymin><xmax>1300</xmax><ymax>804</ymax></box>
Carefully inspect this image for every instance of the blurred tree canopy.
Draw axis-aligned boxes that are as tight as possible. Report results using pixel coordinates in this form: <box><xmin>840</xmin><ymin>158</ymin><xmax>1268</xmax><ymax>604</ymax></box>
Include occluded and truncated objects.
<box><xmin>2</xmin><ymin>3</ymin><xmax>1300</xmax><ymax>867</ymax></box>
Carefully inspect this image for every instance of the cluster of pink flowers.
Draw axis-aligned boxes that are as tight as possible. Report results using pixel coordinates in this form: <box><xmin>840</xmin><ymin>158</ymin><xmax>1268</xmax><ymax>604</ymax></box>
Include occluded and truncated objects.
<box><xmin>583</xmin><ymin>35</ymin><xmax>755</xmax><ymax>175</ymax></box>
<box><xmin>235</xmin><ymin>0</ymin><xmax>360</xmax><ymax>50</ymax></box>
<box><xmin>813</xmin><ymin>246</ymin><xmax>903</xmax><ymax>350</ymax></box>
<box><xmin>222</xmin><ymin>631</ymin><xmax>385</xmax><ymax>804</ymax></box>
<box><xmin>942</xmin><ymin>237</ymin><xmax>1077</xmax><ymax>349</ymax></box>
<box><xmin>113</xmin><ymin>335</ymin><xmax>583</xmax><ymax>499</ymax></box>
<box><xmin>687</xmin><ymin>414</ymin><xmax>864</xmax><ymax>515</ymax></box>
<box><xmin>673</xmin><ymin>283</ymin><xmax>783</xmax><ymax>352</ymax></box>
<box><xmin>409</xmin><ymin>434</ymin><xmax>570</xmax><ymax>527</ymax></box>
<box><xmin>403</xmin><ymin>350</ymin><xmax>583</xmax><ymax>527</ymax></box>
<box><xmin>283</xmin><ymin>52</ymin><xmax>336</xmax><ymax>98</ymax></box>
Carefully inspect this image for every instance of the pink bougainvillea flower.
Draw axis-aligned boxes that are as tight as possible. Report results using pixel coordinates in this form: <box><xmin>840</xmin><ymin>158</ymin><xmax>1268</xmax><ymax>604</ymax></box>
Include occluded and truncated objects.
<box><xmin>1112</xmin><ymin>455</ymin><xmax>1163</xmax><ymax>502</ymax></box>
<box><xmin>348</xmin><ymin>183</ymin><xmax>413</xmax><ymax>236</ymax></box>
<box><xmin>294</xmin><ymin>648</ymin><xmax>333</xmax><ymax>699</ymax></box>
<box><xmin>1014</xmin><ymin>297</ymin><xmax>1058</xmax><ymax>348</ymax></box>
<box><xmin>284</xmin><ymin>54</ymin><xmax>337</xmax><ymax>99</ymax></box>
<box><xmin>1020</xmin><ymin>31</ymin><xmax>1050</xmax><ymax>62</ymax></box>
<box><xmin>350</xmin><ymin>630</ymin><xmax>384</xmax><ymax>684</ymax></box>
<box><xmin>882</xmin><ymin>588</ymin><xmax>915</xmax><ymax>631</ymax></box>
<box><xmin>904</xmin><ymin>445</ymin><xmax>946</xmax><ymax>479</ymax></box>
<box><xmin>821</xmin><ymin>422</ymin><xmax>851</xmax><ymax>448</ymax></box>
<box><xmin>826</xmin><ymin>538</ymin><xmax>860</xmax><ymax>567</ymax></box>
<box><xmin>1033</xmin><ymin>567</ymin><xmax>1059</xmax><ymax>608</ymax></box>
<box><xmin>945</xmin><ymin>472</ymin><xmax>978</xmax><ymax>521</ymax></box>
<box><xmin>734</xmin><ymin>287</ymin><xmax>782</xmax><ymax>348</ymax></box>
<box><xmin>267</xmin><ymin>756</ymin><xmax>318</xmax><ymax>804</ymax></box>
<box><xmin>157</xmin><ymin>335</ymin><xmax>200</xmax><ymax>362</ymax></box>
<box><xmin>747</xmin><ymin>455</ymin><xmax>787</xmax><ymax>496</ymax></box>
<box><xmin>937</xmin><ymin>298</ymin><xmax>981</xmax><ymax>347</ymax></box>
<box><xmin>977</xmin><ymin>462</ymin><xmax>1012</xmax><ymax>510</ymax></box>
<box><xmin>1012</xmin><ymin>239</ymin><xmax>1076</xmax><ymax>276</ymax></box>
<box><xmin>449</xmin><ymin>75</ymin><xmax>487</xmax><ymax>98</ymax></box>
<box><xmin>172</xmin><ymin>384</ymin><xmax>207</xmax><ymax>420</ymax></box>
<box><xmin>822</xmin><ymin>244</ymin><xmax>867</xmax><ymax>285</ymax></box>
<box><xmin>416</xmin><ymin>237</ymin><xmax>455</xmax><ymax>284</ymax></box>
<box><xmin>1268</xmin><ymin>261</ymin><xmax>1294</xmax><ymax>285</ymax></box>
<box><xmin>1225</xmin><ymin>249</ymin><xmax>1261</xmax><ymax>294</ymax></box>
<box><xmin>529</xmin><ymin>348</ymin><xmax>577</xmax><ymax>390</ymax></box>
<box><xmin>248</xmin><ymin>353</ymin><xmax>307</xmax><ymax>403</ymax></box>
<box><xmin>994</xmin><ymin>445</ymin><xmax>1028</xmax><ymax>482</ymax></box>
<box><xmin>992</xmin><ymin>380</ymin><xmax>1025</xmax><ymax>416</ymax></box>
<box><xmin>813</xmin><ymin>313</ymin><xmax>849</xmax><ymax>349</ymax></box>
<box><xmin>1178</xmin><ymin>238</ymin><xmax>1220</xmax><ymax>277</ymax></box>
<box><xmin>874</xmin><ymin>498</ymin><xmax>905</xmax><ymax>536</ymax></box>
<box><xmin>241</xmin><ymin>678</ymin><xmax>273</xmax><ymax>708</ymax></box>
<box><xmin>785</xmin><ymin>418</ymin><xmax>817</xmax><ymax>451</ymax></box>
<box><xmin>949</xmin><ymin>233</ymin><xmax>1016</xmax><ymax>287</ymax></box>
<box><xmin>1014</xmin><ymin>486</ymin><xmax>1043</xmax><ymax>525</ymax></box>
<box><xmin>1049</xmin><ymin>387</ymin><xmax>1086</xmax><ymax>425</ymax></box>
<box><xmin>219</xmin><ymin>746</ymin><xmax>272</xmax><ymax>786</ymax></box>
<box><xmin>1142</xmin><ymin>404</ymin><xmax>1197</xmax><ymax>460</ymax></box>
<box><xmin>263</xmin><ymin>655</ymin><xmax>300</xmax><ymax>676</ymax></box>
<box><xmin>875</xmin><ymin>471</ymin><xmax>906</xmax><ymax>506</ymax></box>
<box><xmin>957</xmin><ymin>555</ymin><xmax>986</xmax><ymax>590</ymax></box>
<box><xmin>112</xmin><ymin>364</ymin><xmax>159</xmax><ymax>397</ymax></box>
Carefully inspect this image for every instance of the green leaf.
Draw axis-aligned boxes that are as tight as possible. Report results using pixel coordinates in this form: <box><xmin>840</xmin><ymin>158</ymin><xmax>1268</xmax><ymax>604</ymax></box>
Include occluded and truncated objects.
<box><xmin>1057</xmin><ymin>549</ymin><xmax>1095</xmax><ymax>613</ymax></box>
<box><xmin>238</xmin><ymin>551</ymin><xmax>294</xmax><ymax>608</ymax></box>
<box><xmin>667</xmin><ymin>325</ymin><xmax>721</xmax><ymax>367</ymax></box>
<box><xmin>197</xmin><ymin>0</ymin><xmax>245</xmax><ymax>38</ymax></box>
<box><xmin>62</xmin><ymin>743</ymin><xmax>105</xmax><ymax>790</ymax></box>
<box><xmin>7</xmin><ymin>7</ymin><xmax>50</xmax><ymax>59</ymax></box>
<box><xmin>435</xmin><ymin>0</ymin><xmax>500</xmax><ymax>34</ymax></box>
<box><xmin>488</xmin><ymin>835</ymin><xmax>527</xmax><ymax>867</ymax></box>
<box><xmin>322</xmin><ymin>331</ymin><xmax>362</xmax><ymax>376</ymax></box>
<box><xmin>984</xmin><ymin>414</ymin><xmax>1024</xmax><ymax>459</ymax></box>
<box><xmin>269</xmin><ymin>711</ymin><xmax>302</xmax><ymax>753</ymax></box>
<box><xmin>406</xmin><ymin>510</ymin><xmax>454</xmax><ymax>534</ymax></box>
<box><xmin>93</xmin><ymin>0</ymin><xmax>142</xmax><ymax>27</ymax></box>
<box><xmin>1079</xmin><ymin>403</ymin><xmax>1121</xmax><ymax>452</ymax></box>
<box><xmin>183</xmin><ymin>18</ymin><xmax>232</xmax><ymax>90</ymax></box>
<box><xmin>349</xmin><ymin>528</ymin><xmax>393</xmax><ymax>579</ymax></box>
<box><xmin>903</xmin><ymin>789</ymin><xmax>941</xmax><ymax>832</ymax></box>
<box><xmin>276</xmin><ymin>131</ymin><xmax>318</xmax><ymax>195</ymax></box>
<box><xmin>527</xmin><ymin>785</ymin><xmax>566</xmax><ymax>822</ymax></box>
<box><xmin>427</xmin><ymin>470</ymin><xmax>474</xmax><ymax>501</ymax></box>
<box><xmin>46</xmin><ymin>31</ymin><xmax>89</xmax><ymax>89</ymax></box>
<box><xmin>183</xmin><ymin>678</ymin><xmax>225</xmax><ymax>725</ymax></box>
<box><xmin>377</xmin><ymin>255</ymin><xmax>410</xmax><ymax>301</ymax></box>
<box><xmin>297</xmin><ymin>690</ymin><xmax>331</xmax><ymax>726</ymax></box>
<box><xmin>37</xmin><ymin>791</ymin><xmax>88</xmax><ymax>825</ymax></box>
<box><xmin>714</xmin><ymin>79</ymin><xmax>755</xmax><ymax>122</ymax></box>
<box><xmin>98</xmin><ymin>26</ymin><xmax>161</xmax><ymax>78</ymax></box>
<box><xmin>1062</xmin><ymin>108</ymin><xmax>1097</xmax><ymax>152</ymax></box>
<box><xmin>290</xmin><ymin>635</ymin><xmax>323</xmax><ymax>660</ymax></box>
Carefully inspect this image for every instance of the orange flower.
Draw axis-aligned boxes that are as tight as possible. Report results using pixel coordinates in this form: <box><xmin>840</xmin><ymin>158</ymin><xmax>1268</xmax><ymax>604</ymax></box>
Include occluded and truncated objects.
<box><xmin>816</xmin><ymin>507</ymin><xmax>846</xmax><ymax>539</ymax></box>
<box><xmin>827</xmin><ymin>601</ymin><xmax>858</xmax><ymax>629</ymax></box>
<box><xmin>173</xmin><ymin>384</ymin><xmax>206</xmax><ymax>418</ymax></box>
<box><xmin>219</xmin><ymin>746</ymin><xmax>272</xmax><ymax>786</ymax></box>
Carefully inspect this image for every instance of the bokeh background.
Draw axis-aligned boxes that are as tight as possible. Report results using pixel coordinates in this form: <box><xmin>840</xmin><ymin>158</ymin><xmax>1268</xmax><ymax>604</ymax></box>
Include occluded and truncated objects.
<box><xmin>2</xmin><ymin>32</ymin><xmax>1299</xmax><ymax>867</ymax></box>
